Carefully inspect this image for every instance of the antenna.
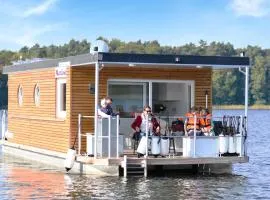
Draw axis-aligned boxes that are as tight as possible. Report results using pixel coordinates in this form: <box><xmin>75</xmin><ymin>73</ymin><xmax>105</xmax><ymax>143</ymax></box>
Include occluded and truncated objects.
<box><xmin>90</xmin><ymin>40</ymin><xmax>109</xmax><ymax>54</ymax></box>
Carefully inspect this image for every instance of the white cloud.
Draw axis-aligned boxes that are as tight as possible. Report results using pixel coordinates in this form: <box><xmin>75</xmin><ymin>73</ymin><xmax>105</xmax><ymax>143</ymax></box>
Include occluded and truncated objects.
<box><xmin>230</xmin><ymin>0</ymin><xmax>270</xmax><ymax>17</ymax></box>
<box><xmin>14</xmin><ymin>24</ymin><xmax>59</xmax><ymax>46</ymax></box>
<box><xmin>23</xmin><ymin>0</ymin><xmax>58</xmax><ymax>18</ymax></box>
<box><xmin>0</xmin><ymin>0</ymin><xmax>64</xmax><ymax>49</ymax></box>
<box><xmin>0</xmin><ymin>23</ymin><xmax>66</xmax><ymax>49</ymax></box>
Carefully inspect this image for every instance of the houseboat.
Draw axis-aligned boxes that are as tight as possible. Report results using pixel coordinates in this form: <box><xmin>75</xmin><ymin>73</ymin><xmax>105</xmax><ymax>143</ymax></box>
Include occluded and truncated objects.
<box><xmin>1</xmin><ymin>44</ymin><xmax>250</xmax><ymax>176</ymax></box>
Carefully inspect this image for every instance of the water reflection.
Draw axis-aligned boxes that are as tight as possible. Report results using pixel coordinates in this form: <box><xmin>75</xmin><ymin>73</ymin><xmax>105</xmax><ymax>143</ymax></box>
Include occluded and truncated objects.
<box><xmin>0</xmin><ymin>153</ymin><xmax>249</xmax><ymax>200</ymax></box>
<box><xmin>59</xmin><ymin>175</ymin><xmax>247</xmax><ymax>200</ymax></box>
<box><xmin>7</xmin><ymin>168</ymin><xmax>66</xmax><ymax>199</ymax></box>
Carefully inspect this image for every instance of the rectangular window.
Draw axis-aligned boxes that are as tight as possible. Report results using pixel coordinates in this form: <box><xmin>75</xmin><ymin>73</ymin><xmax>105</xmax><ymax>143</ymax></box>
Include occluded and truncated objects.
<box><xmin>61</xmin><ymin>83</ymin><xmax>66</xmax><ymax>111</ymax></box>
<box><xmin>108</xmin><ymin>80</ymin><xmax>194</xmax><ymax>117</ymax></box>
<box><xmin>56</xmin><ymin>79</ymin><xmax>67</xmax><ymax>118</ymax></box>
<box><xmin>108</xmin><ymin>82</ymin><xmax>147</xmax><ymax>118</ymax></box>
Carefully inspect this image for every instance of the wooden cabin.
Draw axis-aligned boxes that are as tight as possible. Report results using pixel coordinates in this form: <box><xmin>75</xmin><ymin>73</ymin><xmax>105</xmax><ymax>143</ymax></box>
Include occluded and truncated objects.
<box><xmin>2</xmin><ymin>52</ymin><xmax>250</xmax><ymax>176</ymax></box>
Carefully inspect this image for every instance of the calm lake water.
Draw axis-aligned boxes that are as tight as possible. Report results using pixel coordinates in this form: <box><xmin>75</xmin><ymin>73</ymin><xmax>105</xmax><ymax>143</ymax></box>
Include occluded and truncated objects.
<box><xmin>0</xmin><ymin>110</ymin><xmax>270</xmax><ymax>199</ymax></box>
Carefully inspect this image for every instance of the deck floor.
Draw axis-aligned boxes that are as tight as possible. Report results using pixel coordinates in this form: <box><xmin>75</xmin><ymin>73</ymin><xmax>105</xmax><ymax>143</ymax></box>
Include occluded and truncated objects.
<box><xmin>76</xmin><ymin>149</ymin><xmax>249</xmax><ymax>166</ymax></box>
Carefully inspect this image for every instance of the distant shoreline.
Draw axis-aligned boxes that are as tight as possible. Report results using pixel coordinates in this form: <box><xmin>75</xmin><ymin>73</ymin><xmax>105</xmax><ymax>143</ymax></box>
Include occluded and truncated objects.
<box><xmin>213</xmin><ymin>105</ymin><xmax>270</xmax><ymax>110</ymax></box>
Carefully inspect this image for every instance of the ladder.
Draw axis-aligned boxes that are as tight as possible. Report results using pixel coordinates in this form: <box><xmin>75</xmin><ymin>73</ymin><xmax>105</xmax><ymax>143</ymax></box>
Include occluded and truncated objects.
<box><xmin>121</xmin><ymin>155</ymin><xmax>147</xmax><ymax>177</ymax></box>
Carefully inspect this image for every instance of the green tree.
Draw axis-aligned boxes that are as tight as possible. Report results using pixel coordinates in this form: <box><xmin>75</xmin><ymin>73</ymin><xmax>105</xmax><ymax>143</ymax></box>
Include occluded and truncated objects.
<box><xmin>1</xmin><ymin>37</ymin><xmax>270</xmax><ymax>106</ymax></box>
<box><xmin>251</xmin><ymin>56</ymin><xmax>267</xmax><ymax>104</ymax></box>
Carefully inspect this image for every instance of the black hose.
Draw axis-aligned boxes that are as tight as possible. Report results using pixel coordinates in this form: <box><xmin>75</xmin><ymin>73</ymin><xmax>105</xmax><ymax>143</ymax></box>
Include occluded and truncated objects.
<box><xmin>71</xmin><ymin>133</ymin><xmax>78</xmax><ymax>150</ymax></box>
<box><xmin>222</xmin><ymin>115</ymin><xmax>229</xmax><ymax>135</ymax></box>
<box><xmin>236</xmin><ymin>116</ymin><xmax>240</xmax><ymax>134</ymax></box>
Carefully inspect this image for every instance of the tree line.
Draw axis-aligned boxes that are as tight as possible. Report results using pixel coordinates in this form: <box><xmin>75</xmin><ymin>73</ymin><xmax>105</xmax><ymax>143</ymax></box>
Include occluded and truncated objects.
<box><xmin>0</xmin><ymin>37</ymin><xmax>269</xmax><ymax>105</ymax></box>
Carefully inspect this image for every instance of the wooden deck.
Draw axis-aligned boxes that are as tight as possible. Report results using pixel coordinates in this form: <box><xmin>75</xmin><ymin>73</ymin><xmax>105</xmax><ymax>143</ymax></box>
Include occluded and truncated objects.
<box><xmin>76</xmin><ymin>155</ymin><xmax>249</xmax><ymax>166</ymax></box>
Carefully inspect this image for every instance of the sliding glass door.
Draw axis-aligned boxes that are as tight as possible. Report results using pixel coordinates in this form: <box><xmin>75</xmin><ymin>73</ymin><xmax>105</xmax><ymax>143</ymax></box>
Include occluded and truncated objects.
<box><xmin>108</xmin><ymin>80</ymin><xmax>194</xmax><ymax>149</ymax></box>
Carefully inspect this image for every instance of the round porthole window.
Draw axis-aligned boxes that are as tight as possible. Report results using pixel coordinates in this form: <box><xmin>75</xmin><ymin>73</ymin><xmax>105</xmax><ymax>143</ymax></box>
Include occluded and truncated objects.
<box><xmin>18</xmin><ymin>84</ymin><xmax>23</xmax><ymax>106</ymax></box>
<box><xmin>34</xmin><ymin>84</ymin><xmax>40</xmax><ymax>106</ymax></box>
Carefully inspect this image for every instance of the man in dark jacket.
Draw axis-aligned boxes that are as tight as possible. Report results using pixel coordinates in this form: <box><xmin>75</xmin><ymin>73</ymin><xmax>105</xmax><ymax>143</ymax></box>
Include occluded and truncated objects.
<box><xmin>99</xmin><ymin>97</ymin><xmax>118</xmax><ymax>117</ymax></box>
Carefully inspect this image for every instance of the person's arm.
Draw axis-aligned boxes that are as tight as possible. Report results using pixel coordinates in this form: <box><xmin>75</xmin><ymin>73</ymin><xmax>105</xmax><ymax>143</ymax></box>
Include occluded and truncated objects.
<box><xmin>98</xmin><ymin>108</ymin><xmax>110</xmax><ymax>118</ymax></box>
<box><xmin>131</xmin><ymin>116</ymin><xmax>141</xmax><ymax>132</ymax></box>
<box><xmin>152</xmin><ymin>117</ymin><xmax>160</xmax><ymax>134</ymax></box>
<box><xmin>111</xmin><ymin>109</ymin><xmax>119</xmax><ymax>116</ymax></box>
<box><xmin>105</xmin><ymin>106</ymin><xmax>119</xmax><ymax>117</ymax></box>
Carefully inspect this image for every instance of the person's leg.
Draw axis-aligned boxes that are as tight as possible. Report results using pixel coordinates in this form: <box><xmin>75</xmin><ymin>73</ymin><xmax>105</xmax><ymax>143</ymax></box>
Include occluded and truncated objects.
<box><xmin>196</xmin><ymin>130</ymin><xmax>202</xmax><ymax>136</ymax></box>
<box><xmin>140</xmin><ymin>132</ymin><xmax>144</xmax><ymax>140</ymax></box>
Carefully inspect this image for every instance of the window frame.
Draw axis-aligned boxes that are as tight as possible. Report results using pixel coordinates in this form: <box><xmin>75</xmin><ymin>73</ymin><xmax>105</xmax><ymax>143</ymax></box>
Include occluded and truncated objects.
<box><xmin>34</xmin><ymin>83</ymin><xmax>40</xmax><ymax>106</ymax></box>
<box><xmin>56</xmin><ymin>78</ymin><xmax>67</xmax><ymax>119</ymax></box>
<box><xmin>17</xmin><ymin>84</ymin><xmax>23</xmax><ymax>106</ymax></box>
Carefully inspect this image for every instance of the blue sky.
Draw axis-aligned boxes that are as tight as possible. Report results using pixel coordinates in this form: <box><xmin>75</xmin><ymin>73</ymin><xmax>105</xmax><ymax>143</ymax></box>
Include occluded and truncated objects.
<box><xmin>1</xmin><ymin>0</ymin><xmax>270</xmax><ymax>50</ymax></box>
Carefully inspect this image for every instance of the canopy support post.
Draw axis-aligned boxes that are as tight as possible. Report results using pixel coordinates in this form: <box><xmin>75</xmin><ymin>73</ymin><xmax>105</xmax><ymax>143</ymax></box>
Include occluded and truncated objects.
<box><xmin>239</xmin><ymin>66</ymin><xmax>249</xmax><ymax>118</ymax></box>
<box><xmin>94</xmin><ymin>62</ymin><xmax>100</xmax><ymax>158</ymax></box>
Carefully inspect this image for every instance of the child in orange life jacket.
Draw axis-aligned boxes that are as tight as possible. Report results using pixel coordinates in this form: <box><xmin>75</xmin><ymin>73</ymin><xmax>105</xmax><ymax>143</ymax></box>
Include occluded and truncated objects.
<box><xmin>184</xmin><ymin>106</ymin><xmax>202</xmax><ymax>136</ymax></box>
<box><xmin>200</xmin><ymin>108</ymin><xmax>212</xmax><ymax>136</ymax></box>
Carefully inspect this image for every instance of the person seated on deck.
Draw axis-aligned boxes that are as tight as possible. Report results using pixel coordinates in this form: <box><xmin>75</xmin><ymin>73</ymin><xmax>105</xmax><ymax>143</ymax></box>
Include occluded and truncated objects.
<box><xmin>104</xmin><ymin>96</ymin><xmax>119</xmax><ymax>116</ymax></box>
<box><xmin>131</xmin><ymin>105</ymin><xmax>160</xmax><ymax>140</ymax></box>
<box><xmin>171</xmin><ymin>118</ymin><xmax>185</xmax><ymax>134</ymax></box>
<box><xmin>98</xmin><ymin>97</ymin><xmax>118</xmax><ymax>117</ymax></box>
<box><xmin>200</xmin><ymin>108</ymin><xmax>213</xmax><ymax>136</ymax></box>
<box><xmin>184</xmin><ymin>106</ymin><xmax>202</xmax><ymax>136</ymax></box>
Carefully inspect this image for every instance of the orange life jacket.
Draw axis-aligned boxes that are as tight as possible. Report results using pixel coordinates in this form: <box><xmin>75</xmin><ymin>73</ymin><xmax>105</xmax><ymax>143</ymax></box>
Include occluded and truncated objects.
<box><xmin>200</xmin><ymin>114</ymin><xmax>212</xmax><ymax>131</ymax></box>
<box><xmin>185</xmin><ymin>113</ymin><xmax>200</xmax><ymax>130</ymax></box>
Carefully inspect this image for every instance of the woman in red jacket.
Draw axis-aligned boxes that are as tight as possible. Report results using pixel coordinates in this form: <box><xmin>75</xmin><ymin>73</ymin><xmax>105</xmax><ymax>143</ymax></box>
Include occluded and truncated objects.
<box><xmin>131</xmin><ymin>105</ymin><xmax>160</xmax><ymax>139</ymax></box>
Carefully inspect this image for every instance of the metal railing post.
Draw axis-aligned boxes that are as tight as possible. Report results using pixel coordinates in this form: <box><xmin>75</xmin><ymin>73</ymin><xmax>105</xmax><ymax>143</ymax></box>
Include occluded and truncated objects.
<box><xmin>146</xmin><ymin>115</ymin><xmax>149</xmax><ymax>157</ymax></box>
<box><xmin>78</xmin><ymin>114</ymin><xmax>82</xmax><ymax>155</ymax></box>
<box><xmin>244</xmin><ymin>66</ymin><xmax>249</xmax><ymax>118</ymax></box>
<box><xmin>108</xmin><ymin>116</ymin><xmax>111</xmax><ymax>158</ymax></box>
<box><xmin>240</xmin><ymin>115</ymin><xmax>243</xmax><ymax>157</ymax></box>
<box><xmin>144</xmin><ymin>159</ymin><xmax>148</xmax><ymax>177</ymax></box>
<box><xmin>123</xmin><ymin>155</ymin><xmax>127</xmax><ymax>177</ymax></box>
<box><xmin>94</xmin><ymin>62</ymin><xmax>100</xmax><ymax>159</ymax></box>
<box><xmin>116</xmin><ymin>115</ymin><xmax>119</xmax><ymax>158</ymax></box>
<box><xmin>193</xmin><ymin>115</ymin><xmax>196</xmax><ymax>158</ymax></box>
<box><xmin>94</xmin><ymin>117</ymin><xmax>98</xmax><ymax>158</ymax></box>
<box><xmin>244</xmin><ymin>116</ymin><xmax>248</xmax><ymax>156</ymax></box>
<box><xmin>100</xmin><ymin>118</ymin><xmax>103</xmax><ymax>158</ymax></box>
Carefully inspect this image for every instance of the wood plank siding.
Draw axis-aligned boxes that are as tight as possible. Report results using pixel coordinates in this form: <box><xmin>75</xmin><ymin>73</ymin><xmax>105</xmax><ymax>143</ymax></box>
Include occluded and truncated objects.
<box><xmin>8</xmin><ymin>67</ymin><xmax>71</xmax><ymax>153</ymax></box>
<box><xmin>70</xmin><ymin>65</ymin><xmax>212</xmax><ymax>152</ymax></box>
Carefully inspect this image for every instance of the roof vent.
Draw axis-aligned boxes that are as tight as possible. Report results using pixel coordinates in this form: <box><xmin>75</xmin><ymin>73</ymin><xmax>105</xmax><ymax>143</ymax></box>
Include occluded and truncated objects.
<box><xmin>90</xmin><ymin>40</ymin><xmax>109</xmax><ymax>54</ymax></box>
<box><xmin>175</xmin><ymin>57</ymin><xmax>180</xmax><ymax>63</ymax></box>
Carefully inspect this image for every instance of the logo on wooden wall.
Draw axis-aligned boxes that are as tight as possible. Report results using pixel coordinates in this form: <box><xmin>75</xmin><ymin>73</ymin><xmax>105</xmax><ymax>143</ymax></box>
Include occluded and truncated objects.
<box><xmin>55</xmin><ymin>61</ymin><xmax>70</xmax><ymax>78</ymax></box>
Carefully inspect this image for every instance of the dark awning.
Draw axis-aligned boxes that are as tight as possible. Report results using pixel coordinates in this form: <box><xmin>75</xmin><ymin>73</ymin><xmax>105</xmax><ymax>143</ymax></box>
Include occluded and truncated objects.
<box><xmin>3</xmin><ymin>52</ymin><xmax>250</xmax><ymax>74</ymax></box>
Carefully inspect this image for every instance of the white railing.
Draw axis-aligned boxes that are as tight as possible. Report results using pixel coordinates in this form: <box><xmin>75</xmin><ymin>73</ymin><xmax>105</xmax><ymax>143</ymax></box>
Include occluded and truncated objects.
<box><xmin>77</xmin><ymin>113</ymin><xmax>247</xmax><ymax>159</ymax></box>
<box><xmin>142</xmin><ymin>114</ymin><xmax>247</xmax><ymax>158</ymax></box>
<box><xmin>77</xmin><ymin>114</ymin><xmax>120</xmax><ymax>159</ymax></box>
